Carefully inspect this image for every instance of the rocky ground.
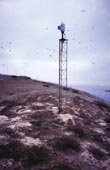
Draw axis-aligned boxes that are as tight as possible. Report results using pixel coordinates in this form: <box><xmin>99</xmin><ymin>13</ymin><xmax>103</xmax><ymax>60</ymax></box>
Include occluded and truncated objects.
<box><xmin>0</xmin><ymin>74</ymin><xmax>110</xmax><ymax>170</ymax></box>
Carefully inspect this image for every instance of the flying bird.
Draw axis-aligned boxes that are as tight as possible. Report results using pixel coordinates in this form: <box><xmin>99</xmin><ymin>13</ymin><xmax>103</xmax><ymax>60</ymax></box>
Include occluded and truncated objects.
<box><xmin>81</xmin><ymin>10</ymin><xmax>87</xmax><ymax>12</ymax></box>
<box><xmin>46</xmin><ymin>48</ymin><xmax>50</xmax><ymax>51</ymax></box>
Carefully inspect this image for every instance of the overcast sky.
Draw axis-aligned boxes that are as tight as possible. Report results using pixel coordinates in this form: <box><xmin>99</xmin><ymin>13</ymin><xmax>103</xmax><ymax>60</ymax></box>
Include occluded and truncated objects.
<box><xmin>0</xmin><ymin>0</ymin><xmax>110</xmax><ymax>86</ymax></box>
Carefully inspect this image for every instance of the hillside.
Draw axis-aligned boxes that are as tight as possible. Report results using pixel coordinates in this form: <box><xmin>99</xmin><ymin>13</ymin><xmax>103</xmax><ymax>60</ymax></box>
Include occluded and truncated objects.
<box><xmin>0</xmin><ymin>75</ymin><xmax>110</xmax><ymax>170</ymax></box>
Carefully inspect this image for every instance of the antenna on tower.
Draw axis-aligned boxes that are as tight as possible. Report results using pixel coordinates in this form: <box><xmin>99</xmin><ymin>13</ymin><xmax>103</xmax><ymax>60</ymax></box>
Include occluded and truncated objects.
<box><xmin>57</xmin><ymin>23</ymin><xmax>68</xmax><ymax>113</ymax></box>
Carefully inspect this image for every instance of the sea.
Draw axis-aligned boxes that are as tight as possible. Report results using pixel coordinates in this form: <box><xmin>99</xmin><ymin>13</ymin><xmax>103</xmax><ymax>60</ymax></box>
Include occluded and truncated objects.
<box><xmin>72</xmin><ymin>85</ymin><xmax>110</xmax><ymax>103</ymax></box>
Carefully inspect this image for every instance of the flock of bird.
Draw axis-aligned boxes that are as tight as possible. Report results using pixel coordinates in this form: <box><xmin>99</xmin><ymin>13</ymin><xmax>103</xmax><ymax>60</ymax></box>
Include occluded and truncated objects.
<box><xmin>0</xmin><ymin>9</ymin><xmax>97</xmax><ymax>74</ymax></box>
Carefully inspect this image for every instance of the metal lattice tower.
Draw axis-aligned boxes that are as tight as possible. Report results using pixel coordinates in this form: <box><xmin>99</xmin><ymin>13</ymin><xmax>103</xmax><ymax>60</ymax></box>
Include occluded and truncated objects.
<box><xmin>58</xmin><ymin>23</ymin><xmax>68</xmax><ymax>112</ymax></box>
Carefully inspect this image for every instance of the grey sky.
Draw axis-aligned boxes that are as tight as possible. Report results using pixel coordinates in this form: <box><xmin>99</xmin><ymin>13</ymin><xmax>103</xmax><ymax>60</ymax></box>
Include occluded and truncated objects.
<box><xmin>0</xmin><ymin>0</ymin><xmax>110</xmax><ymax>85</ymax></box>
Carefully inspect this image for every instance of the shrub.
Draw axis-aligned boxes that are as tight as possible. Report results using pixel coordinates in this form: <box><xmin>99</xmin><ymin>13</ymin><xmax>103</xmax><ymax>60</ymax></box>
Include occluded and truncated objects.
<box><xmin>68</xmin><ymin>125</ymin><xmax>86</xmax><ymax>138</ymax></box>
<box><xmin>95</xmin><ymin>101</ymin><xmax>110</xmax><ymax>111</ymax></box>
<box><xmin>0</xmin><ymin>127</ymin><xmax>19</xmax><ymax>138</ymax></box>
<box><xmin>52</xmin><ymin>164</ymin><xmax>80</xmax><ymax>170</ymax></box>
<box><xmin>91</xmin><ymin>133</ymin><xmax>104</xmax><ymax>144</ymax></box>
<box><xmin>23</xmin><ymin>146</ymin><xmax>50</xmax><ymax>167</ymax></box>
<box><xmin>0</xmin><ymin>107</ymin><xmax>14</xmax><ymax>117</ymax></box>
<box><xmin>11</xmin><ymin>75</ymin><xmax>18</xmax><ymax>79</ymax></box>
<box><xmin>31</xmin><ymin>120</ymin><xmax>42</xmax><ymax>128</ymax></box>
<box><xmin>105</xmin><ymin>127</ymin><xmax>110</xmax><ymax>132</ymax></box>
<box><xmin>103</xmin><ymin>141</ymin><xmax>110</xmax><ymax>153</ymax></box>
<box><xmin>54</xmin><ymin>135</ymin><xmax>81</xmax><ymax>152</ymax></box>
<box><xmin>105</xmin><ymin>117</ymin><xmax>110</xmax><ymax>123</ymax></box>
<box><xmin>43</xmin><ymin>84</ymin><xmax>50</xmax><ymax>87</ymax></box>
<box><xmin>72</xmin><ymin>89</ymin><xmax>79</xmax><ymax>94</ymax></box>
<box><xmin>89</xmin><ymin>147</ymin><xmax>106</xmax><ymax>160</ymax></box>
<box><xmin>0</xmin><ymin>141</ymin><xmax>50</xmax><ymax>167</ymax></box>
<box><xmin>0</xmin><ymin>141</ymin><xmax>24</xmax><ymax>160</ymax></box>
<box><xmin>63</xmin><ymin>87</ymin><xmax>69</xmax><ymax>91</ymax></box>
<box><xmin>105</xmin><ymin>127</ymin><xmax>110</xmax><ymax>139</ymax></box>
